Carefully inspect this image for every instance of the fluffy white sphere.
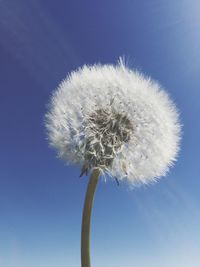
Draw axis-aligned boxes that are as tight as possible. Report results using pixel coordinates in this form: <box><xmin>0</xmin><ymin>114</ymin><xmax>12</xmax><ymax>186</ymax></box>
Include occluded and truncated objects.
<box><xmin>45</xmin><ymin>59</ymin><xmax>181</xmax><ymax>185</ymax></box>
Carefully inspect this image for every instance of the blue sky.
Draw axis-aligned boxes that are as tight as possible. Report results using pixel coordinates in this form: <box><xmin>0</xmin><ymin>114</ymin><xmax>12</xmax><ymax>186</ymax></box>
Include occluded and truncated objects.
<box><xmin>0</xmin><ymin>0</ymin><xmax>200</xmax><ymax>266</ymax></box>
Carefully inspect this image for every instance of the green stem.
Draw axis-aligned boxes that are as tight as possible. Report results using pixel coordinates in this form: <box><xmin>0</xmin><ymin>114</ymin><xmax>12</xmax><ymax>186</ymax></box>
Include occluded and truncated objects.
<box><xmin>81</xmin><ymin>168</ymin><xmax>100</xmax><ymax>267</ymax></box>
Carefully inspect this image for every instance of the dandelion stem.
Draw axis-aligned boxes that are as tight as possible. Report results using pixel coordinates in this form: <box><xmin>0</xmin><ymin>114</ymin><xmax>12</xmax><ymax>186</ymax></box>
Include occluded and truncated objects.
<box><xmin>81</xmin><ymin>168</ymin><xmax>100</xmax><ymax>267</ymax></box>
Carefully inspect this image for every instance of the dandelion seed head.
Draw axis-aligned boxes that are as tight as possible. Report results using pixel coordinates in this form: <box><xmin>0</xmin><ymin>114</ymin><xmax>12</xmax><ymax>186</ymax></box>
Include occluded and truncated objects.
<box><xmin>45</xmin><ymin>59</ymin><xmax>181</xmax><ymax>185</ymax></box>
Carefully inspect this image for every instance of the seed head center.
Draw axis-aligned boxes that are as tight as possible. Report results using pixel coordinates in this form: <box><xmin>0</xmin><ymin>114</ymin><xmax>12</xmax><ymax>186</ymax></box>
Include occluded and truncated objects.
<box><xmin>82</xmin><ymin>107</ymin><xmax>133</xmax><ymax>173</ymax></box>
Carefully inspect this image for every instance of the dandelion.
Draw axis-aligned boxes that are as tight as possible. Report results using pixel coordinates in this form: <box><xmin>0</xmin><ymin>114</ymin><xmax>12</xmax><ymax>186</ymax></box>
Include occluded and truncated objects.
<box><xmin>45</xmin><ymin>58</ymin><xmax>181</xmax><ymax>267</ymax></box>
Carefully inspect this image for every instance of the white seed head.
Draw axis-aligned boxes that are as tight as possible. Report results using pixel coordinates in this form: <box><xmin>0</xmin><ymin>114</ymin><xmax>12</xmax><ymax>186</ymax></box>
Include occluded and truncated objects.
<box><xmin>45</xmin><ymin>59</ymin><xmax>181</xmax><ymax>185</ymax></box>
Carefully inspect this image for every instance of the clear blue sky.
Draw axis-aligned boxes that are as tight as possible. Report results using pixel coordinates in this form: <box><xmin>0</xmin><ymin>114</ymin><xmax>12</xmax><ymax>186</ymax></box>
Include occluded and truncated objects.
<box><xmin>0</xmin><ymin>0</ymin><xmax>200</xmax><ymax>266</ymax></box>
